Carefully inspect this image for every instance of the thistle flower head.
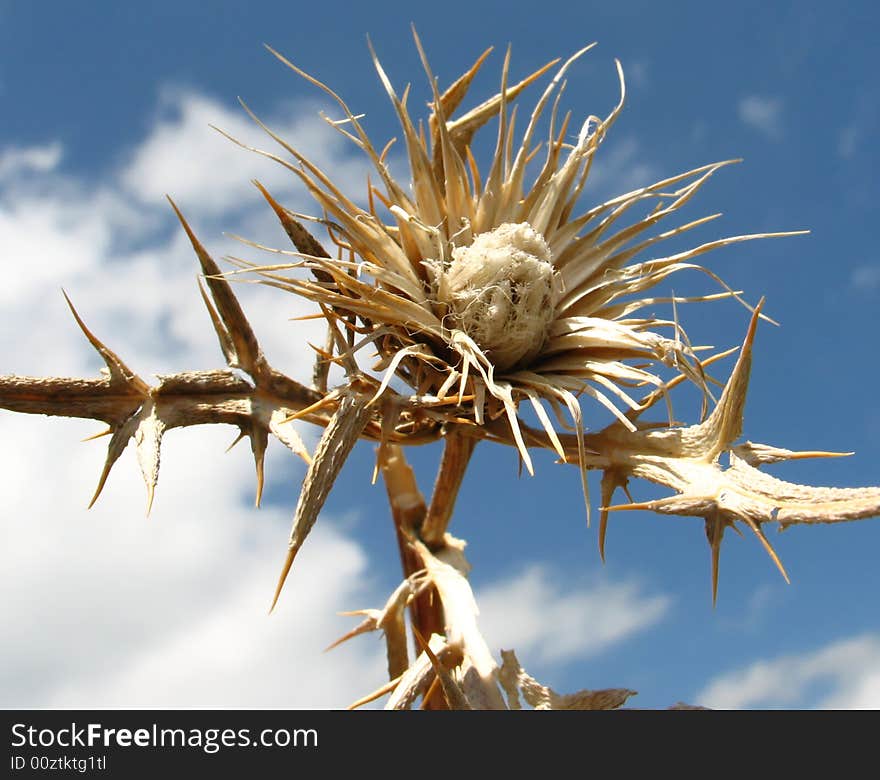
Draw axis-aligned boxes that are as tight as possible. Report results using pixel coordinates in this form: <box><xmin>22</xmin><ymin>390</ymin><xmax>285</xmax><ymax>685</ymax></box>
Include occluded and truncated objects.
<box><xmin>235</xmin><ymin>32</ymin><xmax>792</xmax><ymax>483</ymax></box>
<box><xmin>430</xmin><ymin>221</ymin><xmax>560</xmax><ymax>371</ymax></box>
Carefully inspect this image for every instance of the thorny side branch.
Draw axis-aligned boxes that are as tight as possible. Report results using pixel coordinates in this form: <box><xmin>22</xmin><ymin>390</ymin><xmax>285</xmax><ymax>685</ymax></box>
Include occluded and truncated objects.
<box><xmin>3</xmin><ymin>203</ymin><xmax>880</xmax><ymax>708</ymax></box>
<box><xmin>3</xmin><ymin>204</ymin><xmax>880</xmax><ymax>586</ymax></box>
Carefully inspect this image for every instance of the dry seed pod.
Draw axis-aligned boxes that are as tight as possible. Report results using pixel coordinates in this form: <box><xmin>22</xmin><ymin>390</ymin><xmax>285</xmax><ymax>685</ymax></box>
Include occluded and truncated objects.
<box><xmin>428</xmin><ymin>222</ymin><xmax>562</xmax><ymax>370</ymax></box>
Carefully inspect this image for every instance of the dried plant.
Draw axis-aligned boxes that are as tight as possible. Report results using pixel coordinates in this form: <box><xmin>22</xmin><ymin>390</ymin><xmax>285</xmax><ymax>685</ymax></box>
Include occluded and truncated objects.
<box><xmin>3</xmin><ymin>33</ymin><xmax>879</xmax><ymax>709</ymax></box>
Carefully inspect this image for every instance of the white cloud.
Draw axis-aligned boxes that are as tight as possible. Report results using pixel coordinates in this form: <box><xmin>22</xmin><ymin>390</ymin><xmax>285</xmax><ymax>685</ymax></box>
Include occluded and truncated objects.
<box><xmin>838</xmin><ymin>123</ymin><xmax>860</xmax><ymax>159</ymax></box>
<box><xmin>738</xmin><ymin>95</ymin><xmax>783</xmax><ymax>138</ymax></box>
<box><xmin>476</xmin><ymin>564</ymin><xmax>670</xmax><ymax>665</ymax></box>
<box><xmin>587</xmin><ymin>136</ymin><xmax>659</xmax><ymax>202</ymax></box>
<box><xmin>0</xmin><ymin>90</ymin><xmax>387</xmax><ymax>708</ymax></box>
<box><xmin>0</xmin><ymin>93</ymin><xmax>358</xmax><ymax>380</ymax></box>
<box><xmin>718</xmin><ymin>582</ymin><xmax>786</xmax><ymax>634</ymax></box>
<box><xmin>120</xmin><ymin>88</ymin><xmax>371</xmax><ymax>220</ymax></box>
<box><xmin>627</xmin><ymin>61</ymin><xmax>649</xmax><ymax>88</ymax></box>
<box><xmin>698</xmin><ymin>634</ymin><xmax>880</xmax><ymax>709</ymax></box>
<box><xmin>0</xmin><ymin>141</ymin><xmax>63</xmax><ymax>180</ymax></box>
<box><xmin>850</xmin><ymin>264</ymin><xmax>880</xmax><ymax>292</ymax></box>
<box><xmin>0</xmin><ymin>416</ymin><xmax>387</xmax><ymax>707</ymax></box>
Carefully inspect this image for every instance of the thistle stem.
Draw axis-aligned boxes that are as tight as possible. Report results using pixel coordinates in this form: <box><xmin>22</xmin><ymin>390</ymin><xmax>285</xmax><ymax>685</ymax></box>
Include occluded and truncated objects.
<box><xmin>421</xmin><ymin>429</ymin><xmax>477</xmax><ymax>546</ymax></box>
<box><xmin>378</xmin><ymin>442</ymin><xmax>448</xmax><ymax>707</ymax></box>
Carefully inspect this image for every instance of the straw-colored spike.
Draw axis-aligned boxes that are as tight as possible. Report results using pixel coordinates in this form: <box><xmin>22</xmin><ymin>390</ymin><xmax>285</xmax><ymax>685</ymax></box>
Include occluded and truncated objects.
<box><xmin>412</xmin><ymin>626</ymin><xmax>472</xmax><ymax>710</ymax></box>
<box><xmin>558</xmin><ymin>386</ymin><xmax>591</xmax><ymax>527</ymax></box>
<box><xmin>270</xmin><ymin>392</ymin><xmax>373</xmax><ymax>611</ymax></box>
<box><xmin>169</xmin><ymin>197</ymin><xmax>268</xmax><ymax>379</ymax></box>
<box><xmin>731</xmin><ymin>441</ymin><xmax>854</xmax><ymax>466</ymax></box>
<box><xmin>506</xmin><ymin>45</ymin><xmax>597</xmax><ymax>203</ymax></box>
<box><xmin>501</xmin><ymin>389</ymin><xmax>534</xmax><ymax>476</ymax></box>
<box><xmin>387</xmin><ymin>634</ymin><xmax>457</xmax><ymax>710</ymax></box>
<box><xmin>599</xmin><ymin>469</ymin><xmax>629</xmax><ymax>562</ymax></box>
<box><xmin>224</xmin><ymin>430</ymin><xmax>247</xmax><ymax>453</ymax></box>
<box><xmin>263</xmin><ymin>44</ymin><xmax>413</xmax><ymax>208</ymax></box>
<box><xmin>280</xmin><ymin>391</ymin><xmax>340</xmax><ymax>424</ymax></box>
<box><xmin>252</xmin><ymin>180</ymin><xmax>331</xmax><ymax>260</ymax></box>
<box><xmin>268</xmin><ymin>410</ymin><xmax>312</xmax><ymax>466</ymax></box>
<box><xmin>445</xmin><ymin>57</ymin><xmax>560</xmax><ymax>155</ymax></box>
<box><xmin>88</xmin><ymin>420</ymin><xmax>138</xmax><ymax>509</ymax></box>
<box><xmin>325</xmin><ymin>610</ymin><xmax>382</xmax><ymax>652</ymax></box>
<box><xmin>248</xmin><ymin>423</ymin><xmax>269</xmax><ymax>508</ymax></box>
<box><xmin>742</xmin><ymin>516</ymin><xmax>791</xmax><ymax>584</ymax></box>
<box><xmin>698</xmin><ymin>300</ymin><xmax>764</xmax><ymax>460</ymax></box>
<box><xmin>411</xmin><ymin>28</ymin><xmax>471</xmax><ymax>224</ymax></box>
<box><xmin>197</xmin><ymin>278</ymin><xmax>237</xmax><ymax>369</ymax></box>
<box><xmin>368</xmin><ymin>37</ymin><xmax>446</xmax><ymax>231</ymax></box>
<box><xmin>133</xmin><ymin>401</ymin><xmax>165</xmax><ymax>517</ymax></box>
<box><xmin>523</xmin><ymin>390</ymin><xmax>566</xmax><ymax>461</ymax></box>
<box><xmin>474</xmin><ymin>45</ymin><xmax>512</xmax><ymax>231</ymax></box>
<box><xmin>347</xmin><ymin>675</ymin><xmax>404</xmax><ymax>710</ymax></box>
<box><xmin>81</xmin><ymin>427</ymin><xmax>114</xmax><ymax>443</ymax></box>
<box><xmin>61</xmin><ymin>290</ymin><xmax>148</xmax><ymax>393</ymax></box>
<box><xmin>428</xmin><ymin>45</ymin><xmax>493</xmax><ymax>135</ymax></box>
<box><xmin>706</xmin><ymin>510</ymin><xmax>727</xmax><ymax>606</ymax></box>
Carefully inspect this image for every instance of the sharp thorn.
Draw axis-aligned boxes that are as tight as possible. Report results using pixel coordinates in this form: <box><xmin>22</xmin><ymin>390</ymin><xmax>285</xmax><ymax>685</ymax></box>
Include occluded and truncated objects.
<box><xmin>269</xmin><ymin>546</ymin><xmax>298</xmax><ymax>613</ymax></box>
<box><xmin>254</xmin><ymin>454</ymin><xmax>265</xmax><ymax>508</ymax></box>
<box><xmin>87</xmin><ymin>471</ymin><xmax>110</xmax><ymax>510</ymax></box>
<box><xmin>145</xmin><ymin>481</ymin><xmax>156</xmax><ymax>517</ymax></box>
<box><xmin>81</xmin><ymin>427</ymin><xmax>113</xmax><ymax>443</ymax></box>
<box><xmin>598</xmin><ymin>510</ymin><xmax>608</xmax><ymax>563</ymax></box>
<box><xmin>225</xmin><ymin>431</ymin><xmax>247</xmax><ymax>453</ymax></box>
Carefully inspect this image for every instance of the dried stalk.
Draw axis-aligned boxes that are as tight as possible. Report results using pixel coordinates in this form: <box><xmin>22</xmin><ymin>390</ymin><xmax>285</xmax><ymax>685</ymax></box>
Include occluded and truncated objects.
<box><xmin>3</xmin><ymin>35</ymin><xmax>880</xmax><ymax>709</ymax></box>
<box><xmin>422</xmin><ymin>430</ymin><xmax>477</xmax><ymax>547</ymax></box>
<box><xmin>377</xmin><ymin>442</ymin><xmax>445</xmax><ymax>670</ymax></box>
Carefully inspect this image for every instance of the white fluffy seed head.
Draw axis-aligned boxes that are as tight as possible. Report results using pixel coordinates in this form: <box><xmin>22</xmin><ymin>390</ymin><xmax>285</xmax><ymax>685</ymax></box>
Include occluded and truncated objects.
<box><xmin>435</xmin><ymin>222</ymin><xmax>560</xmax><ymax>371</ymax></box>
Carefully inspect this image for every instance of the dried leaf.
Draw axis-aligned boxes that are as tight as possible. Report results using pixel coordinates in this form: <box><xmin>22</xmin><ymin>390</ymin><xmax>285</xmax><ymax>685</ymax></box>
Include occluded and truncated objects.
<box><xmin>271</xmin><ymin>392</ymin><xmax>373</xmax><ymax>610</ymax></box>
<box><xmin>499</xmin><ymin>650</ymin><xmax>636</xmax><ymax>710</ymax></box>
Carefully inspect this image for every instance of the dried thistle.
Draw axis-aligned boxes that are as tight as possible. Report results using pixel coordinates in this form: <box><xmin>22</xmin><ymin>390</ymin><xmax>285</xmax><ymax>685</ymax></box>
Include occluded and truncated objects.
<box><xmin>2</xmin><ymin>32</ymin><xmax>879</xmax><ymax>709</ymax></box>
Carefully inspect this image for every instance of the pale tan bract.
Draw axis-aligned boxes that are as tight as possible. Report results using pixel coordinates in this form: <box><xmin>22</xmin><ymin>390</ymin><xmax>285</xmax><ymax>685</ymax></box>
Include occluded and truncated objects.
<box><xmin>2</xmin><ymin>33</ymin><xmax>879</xmax><ymax>709</ymax></box>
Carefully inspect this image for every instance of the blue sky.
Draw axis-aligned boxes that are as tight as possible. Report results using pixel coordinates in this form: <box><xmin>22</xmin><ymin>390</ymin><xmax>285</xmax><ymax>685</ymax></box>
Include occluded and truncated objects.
<box><xmin>1</xmin><ymin>1</ymin><xmax>878</xmax><ymax>708</ymax></box>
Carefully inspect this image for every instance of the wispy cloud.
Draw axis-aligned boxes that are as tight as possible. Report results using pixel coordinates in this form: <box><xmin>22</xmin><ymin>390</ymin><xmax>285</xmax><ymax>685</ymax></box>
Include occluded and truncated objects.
<box><xmin>837</xmin><ymin>95</ymin><xmax>878</xmax><ymax>161</ymax></box>
<box><xmin>0</xmin><ymin>91</ymin><xmax>386</xmax><ymax>707</ymax></box>
<box><xmin>719</xmin><ymin>582</ymin><xmax>787</xmax><ymax>634</ymax></box>
<box><xmin>838</xmin><ymin>123</ymin><xmax>860</xmax><ymax>159</ymax></box>
<box><xmin>120</xmin><ymin>88</ymin><xmax>371</xmax><ymax>220</ymax></box>
<box><xmin>476</xmin><ymin>564</ymin><xmax>670</xmax><ymax>666</ymax></box>
<box><xmin>698</xmin><ymin>634</ymin><xmax>880</xmax><ymax>709</ymax></box>
<box><xmin>626</xmin><ymin>60</ymin><xmax>650</xmax><ymax>89</ymax></box>
<box><xmin>0</xmin><ymin>415</ymin><xmax>387</xmax><ymax>707</ymax></box>
<box><xmin>0</xmin><ymin>91</ymin><xmax>370</xmax><ymax>380</ymax></box>
<box><xmin>850</xmin><ymin>264</ymin><xmax>880</xmax><ymax>292</ymax></box>
<box><xmin>0</xmin><ymin>141</ymin><xmax>63</xmax><ymax>180</ymax></box>
<box><xmin>738</xmin><ymin>95</ymin><xmax>784</xmax><ymax>138</ymax></box>
<box><xmin>586</xmin><ymin>136</ymin><xmax>659</xmax><ymax>203</ymax></box>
